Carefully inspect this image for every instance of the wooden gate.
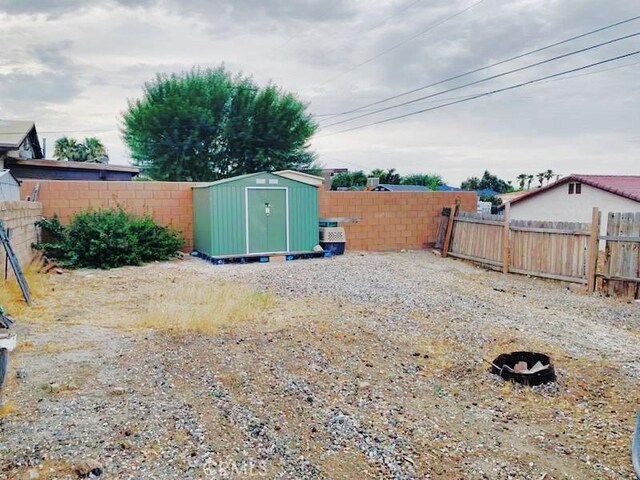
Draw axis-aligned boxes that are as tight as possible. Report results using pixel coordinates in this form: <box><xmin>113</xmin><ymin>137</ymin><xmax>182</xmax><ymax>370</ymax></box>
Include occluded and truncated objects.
<box><xmin>600</xmin><ymin>212</ymin><xmax>640</xmax><ymax>300</ymax></box>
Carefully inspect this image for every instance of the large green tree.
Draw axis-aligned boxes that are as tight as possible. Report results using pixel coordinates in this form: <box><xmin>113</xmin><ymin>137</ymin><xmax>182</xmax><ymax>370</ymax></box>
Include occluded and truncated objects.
<box><xmin>401</xmin><ymin>173</ymin><xmax>443</xmax><ymax>190</ymax></box>
<box><xmin>121</xmin><ymin>66</ymin><xmax>318</xmax><ymax>181</ymax></box>
<box><xmin>330</xmin><ymin>171</ymin><xmax>368</xmax><ymax>190</ymax></box>
<box><xmin>461</xmin><ymin>170</ymin><xmax>512</xmax><ymax>193</ymax></box>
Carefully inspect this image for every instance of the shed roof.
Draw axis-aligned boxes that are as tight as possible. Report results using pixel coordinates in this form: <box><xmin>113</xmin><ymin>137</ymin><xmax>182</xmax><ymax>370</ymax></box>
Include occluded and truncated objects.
<box><xmin>192</xmin><ymin>171</ymin><xmax>319</xmax><ymax>189</ymax></box>
<box><xmin>0</xmin><ymin>169</ymin><xmax>20</xmax><ymax>186</ymax></box>
<box><xmin>275</xmin><ymin>170</ymin><xmax>324</xmax><ymax>187</ymax></box>
<box><xmin>373</xmin><ymin>184</ymin><xmax>431</xmax><ymax>192</ymax></box>
<box><xmin>507</xmin><ymin>174</ymin><xmax>640</xmax><ymax>205</ymax></box>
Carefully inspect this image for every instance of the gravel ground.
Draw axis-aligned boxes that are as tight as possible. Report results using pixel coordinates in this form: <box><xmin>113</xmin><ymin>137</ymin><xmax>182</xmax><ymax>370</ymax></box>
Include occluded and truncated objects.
<box><xmin>0</xmin><ymin>251</ymin><xmax>638</xmax><ymax>479</ymax></box>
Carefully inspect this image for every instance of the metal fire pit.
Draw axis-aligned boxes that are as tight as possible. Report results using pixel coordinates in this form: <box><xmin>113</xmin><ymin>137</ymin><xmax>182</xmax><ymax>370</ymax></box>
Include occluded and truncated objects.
<box><xmin>490</xmin><ymin>351</ymin><xmax>556</xmax><ymax>386</ymax></box>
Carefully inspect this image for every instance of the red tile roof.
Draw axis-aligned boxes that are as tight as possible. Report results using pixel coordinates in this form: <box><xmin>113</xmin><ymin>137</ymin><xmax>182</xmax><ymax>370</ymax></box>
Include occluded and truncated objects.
<box><xmin>508</xmin><ymin>174</ymin><xmax>640</xmax><ymax>205</ymax></box>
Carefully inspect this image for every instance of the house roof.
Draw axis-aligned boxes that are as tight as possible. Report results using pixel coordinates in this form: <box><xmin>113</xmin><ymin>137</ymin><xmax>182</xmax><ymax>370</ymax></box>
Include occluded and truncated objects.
<box><xmin>0</xmin><ymin>120</ymin><xmax>35</xmax><ymax>149</ymax></box>
<box><xmin>437</xmin><ymin>185</ymin><xmax>462</xmax><ymax>191</ymax></box>
<box><xmin>373</xmin><ymin>184</ymin><xmax>431</xmax><ymax>192</ymax></box>
<box><xmin>497</xmin><ymin>189</ymin><xmax>534</xmax><ymax>203</ymax></box>
<box><xmin>0</xmin><ymin>120</ymin><xmax>43</xmax><ymax>158</ymax></box>
<box><xmin>5</xmin><ymin>158</ymin><xmax>139</xmax><ymax>173</ymax></box>
<box><xmin>507</xmin><ymin>174</ymin><xmax>640</xmax><ymax>206</ymax></box>
<box><xmin>476</xmin><ymin>188</ymin><xmax>500</xmax><ymax>197</ymax></box>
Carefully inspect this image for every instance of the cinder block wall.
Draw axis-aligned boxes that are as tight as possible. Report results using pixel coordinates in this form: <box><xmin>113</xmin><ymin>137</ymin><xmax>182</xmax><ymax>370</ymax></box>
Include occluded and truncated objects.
<box><xmin>319</xmin><ymin>190</ymin><xmax>477</xmax><ymax>250</ymax></box>
<box><xmin>0</xmin><ymin>201</ymin><xmax>43</xmax><ymax>273</ymax></box>
<box><xmin>20</xmin><ymin>180</ymin><xmax>197</xmax><ymax>251</ymax></box>
<box><xmin>19</xmin><ymin>180</ymin><xmax>477</xmax><ymax>253</ymax></box>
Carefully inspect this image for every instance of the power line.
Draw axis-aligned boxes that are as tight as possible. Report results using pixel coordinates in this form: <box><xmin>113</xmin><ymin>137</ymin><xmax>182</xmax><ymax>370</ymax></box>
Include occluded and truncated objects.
<box><xmin>321</xmin><ymin>31</ymin><xmax>640</xmax><ymax>129</ymax></box>
<box><xmin>318</xmin><ymin>50</ymin><xmax>640</xmax><ymax>137</ymax></box>
<box><xmin>314</xmin><ymin>92</ymin><xmax>481</xmax><ymax>116</ymax></box>
<box><xmin>318</xmin><ymin>0</ymin><xmax>488</xmax><ymax>87</ymax></box>
<box><xmin>538</xmin><ymin>59</ymin><xmax>640</xmax><ymax>85</ymax></box>
<box><xmin>318</xmin><ymin>14</ymin><xmax>640</xmax><ymax>121</ymax></box>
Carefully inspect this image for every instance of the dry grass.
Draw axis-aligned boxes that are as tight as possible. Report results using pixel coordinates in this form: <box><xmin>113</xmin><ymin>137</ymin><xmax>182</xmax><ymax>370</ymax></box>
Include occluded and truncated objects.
<box><xmin>133</xmin><ymin>279</ymin><xmax>276</xmax><ymax>334</ymax></box>
<box><xmin>0</xmin><ymin>400</ymin><xmax>17</xmax><ymax>418</ymax></box>
<box><xmin>0</xmin><ymin>263</ymin><xmax>52</xmax><ymax>320</ymax></box>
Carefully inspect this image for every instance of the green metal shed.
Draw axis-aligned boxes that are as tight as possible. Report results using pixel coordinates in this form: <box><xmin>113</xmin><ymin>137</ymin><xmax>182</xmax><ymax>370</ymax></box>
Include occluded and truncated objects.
<box><xmin>192</xmin><ymin>172</ymin><xmax>320</xmax><ymax>257</ymax></box>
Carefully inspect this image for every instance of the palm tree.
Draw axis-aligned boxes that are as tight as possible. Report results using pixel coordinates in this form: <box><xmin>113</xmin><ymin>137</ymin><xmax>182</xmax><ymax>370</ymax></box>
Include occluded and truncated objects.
<box><xmin>544</xmin><ymin>169</ymin><xmax>554</xmax><ymax>185</ymax></box>
<box><xmin>53</xmin><ymin>136</ymin><xmax>108</xmax><ymax>162</ymax></box>
<box><xmin>53</xmin><ymin>137</ymin><xmax>78</xmax><ymax>161</ymax></box>
<box><xmin>536</xmin><ymin>172</ymin><xmax>545</xmax><ymax>187</ymax></box>
<box><xmin>383</xmin><ymin>168</ymin><xmax>401</xmax><ymax>185</ymax></box>
<box><xmin>83</xmin><ymin>137</ymin><xmax>108</xmax><ymax>163</ymax></box>
<box><xmin>516</xmin><ymin>173</ymin><xmax>528</xmax><ymax>190</ymax></box>
<box><xmin>526</xmin><ymin>174</ymin><xmax>534</xmax><ymax>189</ymax></box>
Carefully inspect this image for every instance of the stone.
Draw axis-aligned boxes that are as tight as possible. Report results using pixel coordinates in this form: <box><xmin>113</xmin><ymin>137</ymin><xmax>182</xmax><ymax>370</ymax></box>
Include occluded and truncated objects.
<box><xmin>15</xmin><ymin>369</ymin><xmax>27</xmax><ymax>380</ymax></box>
<box><xmin>74</xmin><ymin>458</ymin><xmax>103</xmax><ymax>478</ymax></box>
<box><xmin>49</xmin><ymin>382</ymin><xmax>61</xmax><ymax>393</ymax></box>
<box><xmin>110</xmin><ymin>387</ymin><xmax>126</xmax><ymax>396</ymax></box>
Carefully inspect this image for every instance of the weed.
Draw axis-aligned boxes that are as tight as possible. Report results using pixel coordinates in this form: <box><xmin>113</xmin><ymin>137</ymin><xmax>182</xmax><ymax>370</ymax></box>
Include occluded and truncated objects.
<box><xmin>133</xmin><ymin>279</ymin><xmax>276</xmax><ymax>334</ymax></box>
<box><xmin>0</xmin><ymin>401</ymin><xmax>17</xmax><ymax>417</ymax></box>
<box><xmin>0</xmin><ymin>264</ymin><xmax>52</xmax><ymax>318</ymax></box>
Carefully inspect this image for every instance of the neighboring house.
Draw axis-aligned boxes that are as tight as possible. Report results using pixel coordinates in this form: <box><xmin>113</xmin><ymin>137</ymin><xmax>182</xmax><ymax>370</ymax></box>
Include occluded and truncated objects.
<box><xmin>0</xmin><ymin>120</ymin><xmax>43</xmax><ymax>170</ymax></box>
<box><xmin>5</xmin><ymin>158</ymin><xmax>139</xmax><ymax>181</ymax></box>
<box><xmin>1</xmin><ymin>119</ymin><xmax>139</xmax><ymax>181</ymax></box>
<box><xmin>503</xmin><ymin>174</ymin><xmax>640</xmax><ymax>234</ymax></box>
<box><xmin>372</xmin><ymin>184</ymin><xmax>431</xmax><ymax>192</ymax></box>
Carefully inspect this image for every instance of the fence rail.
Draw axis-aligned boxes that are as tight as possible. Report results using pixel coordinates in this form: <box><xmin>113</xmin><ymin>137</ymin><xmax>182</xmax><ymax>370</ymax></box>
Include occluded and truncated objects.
<box><xmin>442</xmin><ymin>204</ymin><xmax>639</xmax><ymax>300</ymax></box>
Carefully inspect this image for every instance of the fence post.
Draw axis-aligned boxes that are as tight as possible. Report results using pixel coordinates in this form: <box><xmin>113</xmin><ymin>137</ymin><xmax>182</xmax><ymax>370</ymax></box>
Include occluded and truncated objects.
<box><xmin>586</xmin><ymin>207</ymin><xmax>601</xmax><ymax>293</ymax></box>
<box><xmin>442</xmin><ymin>199</ymin><xmax>460</xmax><ymax>258</ymax></box>
<box><xmin>502</xmin><ymin>202</ymin><xmax>511</xmax><ymax>274</ymax></box>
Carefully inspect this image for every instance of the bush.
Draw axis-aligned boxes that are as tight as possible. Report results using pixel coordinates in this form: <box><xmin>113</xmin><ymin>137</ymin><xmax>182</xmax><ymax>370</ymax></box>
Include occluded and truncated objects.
<box><xmin>35</xmin><ymin>208</ymin><xmax>185</xmax><ymax>269</ymax></box>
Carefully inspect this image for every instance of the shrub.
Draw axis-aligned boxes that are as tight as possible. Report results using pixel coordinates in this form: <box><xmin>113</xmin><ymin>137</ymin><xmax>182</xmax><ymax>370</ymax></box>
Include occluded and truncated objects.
<box><xmin>35</xmin><ymin>208</ymin><xmax>184</xmax><ymax>269</ymax></box>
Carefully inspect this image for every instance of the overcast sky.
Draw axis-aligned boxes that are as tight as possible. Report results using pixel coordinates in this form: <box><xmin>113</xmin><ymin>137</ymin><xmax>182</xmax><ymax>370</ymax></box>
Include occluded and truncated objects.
<box><xmin>0</xmin><ymin>0</ymin><xmax>638</xmax><ymax>186</ymax></box>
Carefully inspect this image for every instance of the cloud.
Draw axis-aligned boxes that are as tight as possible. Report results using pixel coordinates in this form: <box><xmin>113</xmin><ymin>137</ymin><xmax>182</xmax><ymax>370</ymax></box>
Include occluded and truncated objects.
<box><xmin>0</xmin><ymin>42</ymin><xmax>83</xmax><ymax>107</ymax></box>
<box><xmin>0</xmin><ymin>0</ymin><xmax>638</xmax><ymax>184</ymax></box>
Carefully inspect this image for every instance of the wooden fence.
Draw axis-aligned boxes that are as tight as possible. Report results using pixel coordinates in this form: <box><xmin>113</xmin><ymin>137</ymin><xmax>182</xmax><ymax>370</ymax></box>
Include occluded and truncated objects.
<box><xmin>600</xmin><ymin>212</ymin><xmax>640</xmax><ymax>299</ymax></box>
<box><xmin>442</xmin><ymin>204</ymin><xmax>640</xmax><ymax>299</ymax></box>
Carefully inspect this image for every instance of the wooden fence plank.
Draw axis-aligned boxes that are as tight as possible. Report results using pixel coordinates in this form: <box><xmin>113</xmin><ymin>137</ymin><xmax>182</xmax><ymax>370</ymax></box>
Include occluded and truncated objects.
<box><xmin>586</xmin><ymin>207</ymin><xmax>601</xmax><ymax>292</ymax></box>
<box><xmin>502</xmin><ymin>203</ymin><xmax>510</xmax><ymax>274</ymax></box>
<box><xmin>442</xmin><ymin>201</ymin><xmax>459</xmax><ymax>258</ymax></box>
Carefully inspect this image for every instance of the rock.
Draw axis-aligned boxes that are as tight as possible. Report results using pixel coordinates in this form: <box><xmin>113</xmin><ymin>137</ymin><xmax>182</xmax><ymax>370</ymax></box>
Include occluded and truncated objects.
<box><xmin>49</xmin><ymin>382</ymin><xmax>61</xmax><ymax>393</ymax></box>
<box><xmin>16</xmin><ymin>369</ymin><xmax>27</xmax><ymax>380</ymax></box>
<box><xmin>74</xmin><ymin>458</ymin><xmax>103</xmax><ymax>478</ymax></box>
<box><xmin>110</xmin><ymin>387</ymin><xmax>126</xmax><ymax>396</ymax></box>
<box><xmin>358</xmin><ymin>382</ymin><xmax>371</xmax><ymax>389</ymax></box>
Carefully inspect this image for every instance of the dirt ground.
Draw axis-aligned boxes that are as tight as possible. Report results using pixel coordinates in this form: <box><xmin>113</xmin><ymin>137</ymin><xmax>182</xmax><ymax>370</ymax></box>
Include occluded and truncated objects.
<box><xmin>0</xmin><ymin>251</ymin><xmax>638</xmax><ymax>479</ymax></box>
